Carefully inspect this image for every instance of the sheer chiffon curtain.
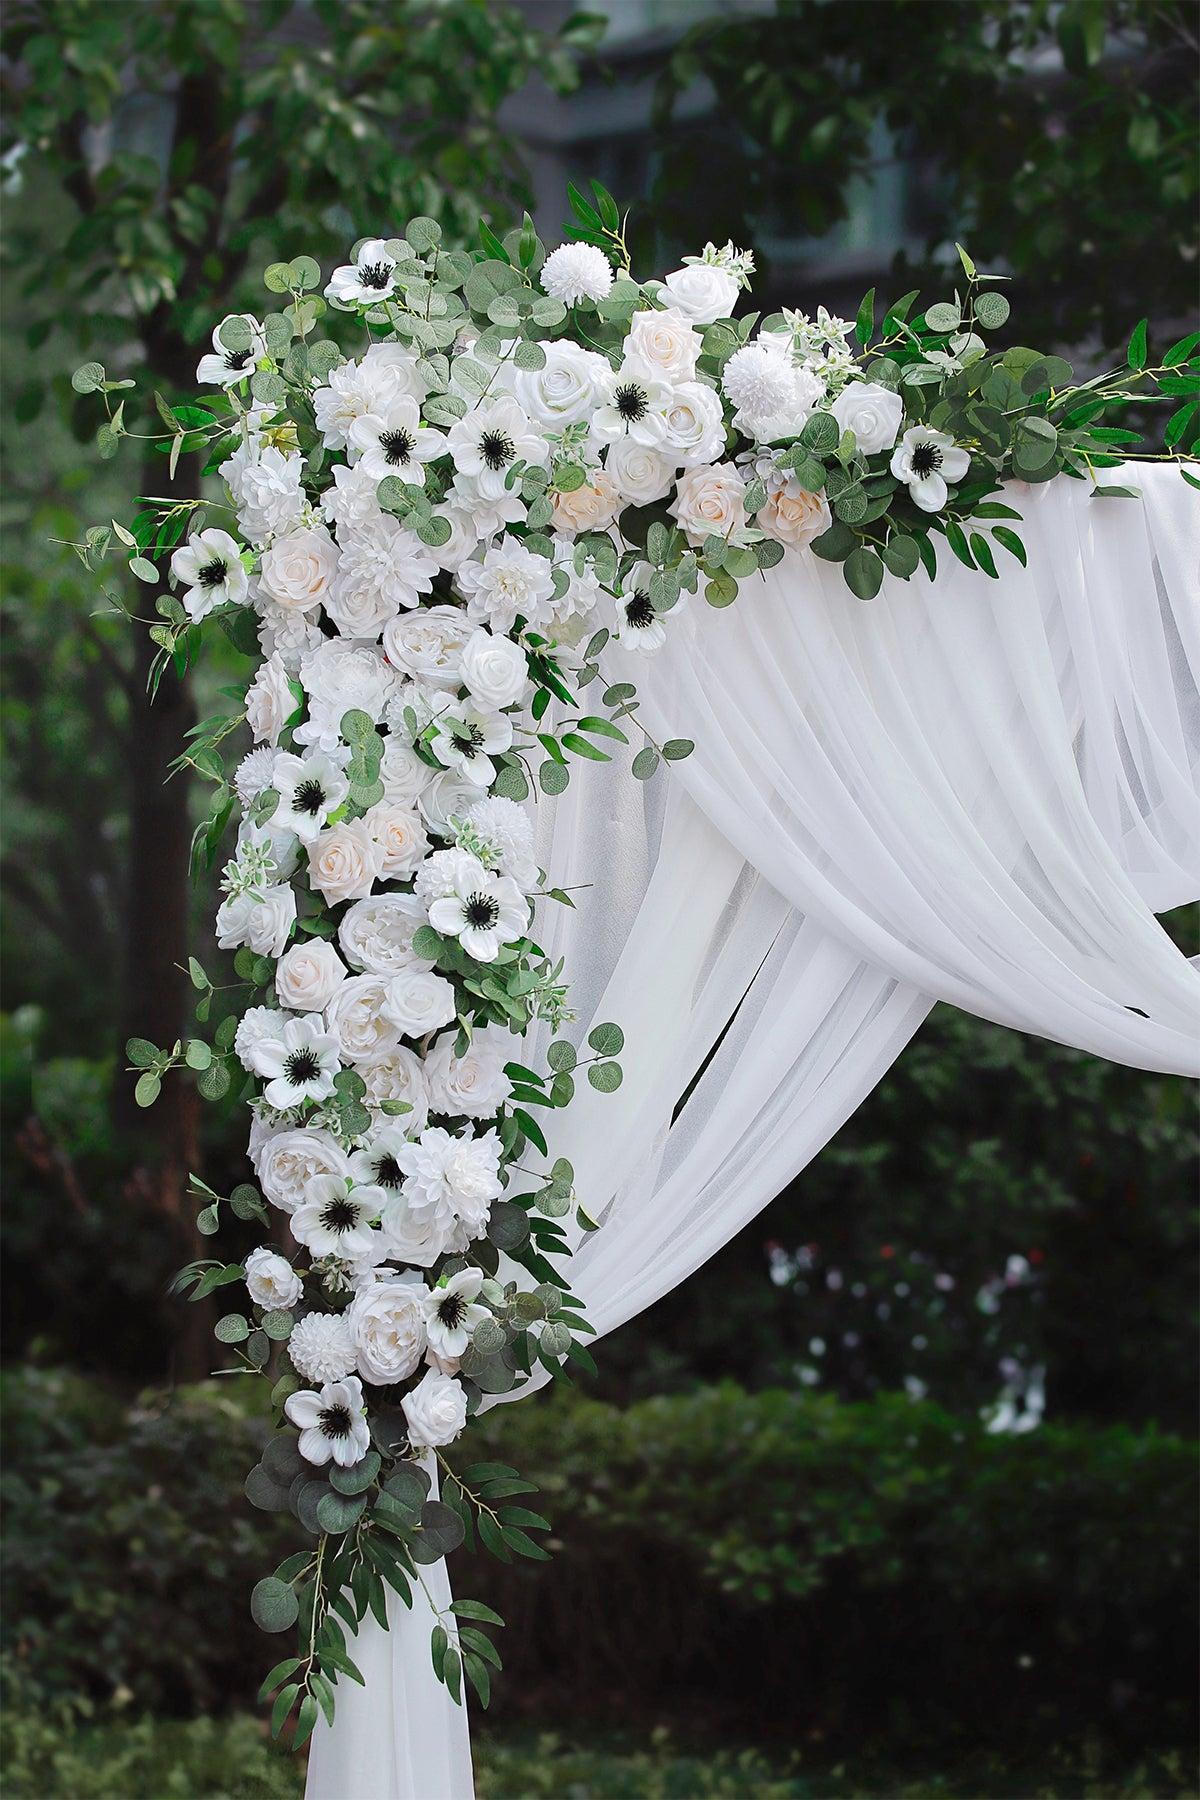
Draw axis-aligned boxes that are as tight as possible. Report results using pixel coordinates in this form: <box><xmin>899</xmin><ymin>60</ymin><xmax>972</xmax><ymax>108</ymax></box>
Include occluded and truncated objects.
<box><xmin>306</xmin><ymin>464</ymin><xmax>1198</xmax><ymax>1799</ymax></box>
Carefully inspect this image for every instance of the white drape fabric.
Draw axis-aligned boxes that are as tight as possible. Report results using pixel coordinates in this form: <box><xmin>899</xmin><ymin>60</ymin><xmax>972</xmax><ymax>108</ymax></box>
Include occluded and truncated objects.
<box><xmin>306</xmin><ymin>464</ymin><xmax>1198</xmax><ymax>1799</ymax></box>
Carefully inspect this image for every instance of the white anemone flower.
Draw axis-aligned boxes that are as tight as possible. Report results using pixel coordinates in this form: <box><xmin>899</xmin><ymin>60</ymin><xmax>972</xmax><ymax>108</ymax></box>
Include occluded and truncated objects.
<box><xmin>326</xmin><ymin>238</ymin><xmax>398</xmax><ymax>308</ymax></box>
<box><xmin>248</xmin><ymin>1013</ymin><xmax>342</xmax><ymax>1109</ymax></box>
<box><xmin>271</xmin><ymin>749</ymin><xmax>350</xmax><ymax>843</ymax></box>
<box><xmin>591</xmin><ymin>362</ymin><xmax>673</xmax><ymax>448</ymax></box>
<box><xmin>889</xmin><ymin>427</ymin><xmax>971</xmax><ymax>513</ymax></box>
<box><xmin>427</xmin><ymin>696</ymin><xmax>513</xmax><ymax>788</ymax></box>
<box><xmin>347</xmin><ymin>394</ymin><xmax>444</xmax><ymax>487</ymax></box>
<box><xmin>290</xmin><ymin>1174</ymin><xmax>379</xmax><ymax>1260</ymax></box>
<box><xmin>539</xmin><ymin>242</ymin><xmax>614</xmax><ymax>307</ymax></box>
<box><xmin>615</xmin><ymin>561</ymin><xmax>668</xmax><ymax>655</ymax></box>
<box><xmin>427</xmin><ymin>854</ymin><xmax>530</xmax><ymax>962</ymax></box>
<box><xmin>422</xmin><ymin>1268</ymin><xmax>489</xmax><ymax>1360</ymax></box>
<box><xmin>348</xmin><ymin>1124</ymin><xmax>416</xmax><ymax>1197</ymax></box>
<box><xmin>285</xmin><ymin>1376</ymin><xmax>371</xmax><ymax>1468</ymax></box>
<box><xmin>195</xmin><ymin>314</ymin><xmax>266</xmax><ymax>387</ymax></box>
<box><xmin>446</xmin><ymin>396</ymin><xmax>548</xmax><ymax>497</ymax></box>
<box><xmin>170</xmin><ymin>528</ymin><xmax>248</xmax><ymax>622</ymax></box>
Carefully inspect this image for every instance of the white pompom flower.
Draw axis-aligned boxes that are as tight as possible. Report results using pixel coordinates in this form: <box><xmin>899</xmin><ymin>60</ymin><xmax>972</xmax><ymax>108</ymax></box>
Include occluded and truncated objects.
<box><xmin>540</xmin><ymin>242</ymin><xmax>614</xmax><ymax>307</ymax></box>
<box><xmin>285</xmin><ymin>1374</ymin><xmax>371</xmax><ymax>1466</ymax></box>
<box><xmin>287</xmin><ymin>1314</ymin><xmax>357</xmax><ymax>1385</ymax></box>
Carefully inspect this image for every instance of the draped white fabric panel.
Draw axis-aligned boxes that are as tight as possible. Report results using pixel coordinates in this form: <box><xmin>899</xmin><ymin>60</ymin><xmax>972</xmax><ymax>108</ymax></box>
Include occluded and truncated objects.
<box><xmin>307</xmin><ymin>464</ymin><xmax>1198</xmax><ymax>1799</ymax></box>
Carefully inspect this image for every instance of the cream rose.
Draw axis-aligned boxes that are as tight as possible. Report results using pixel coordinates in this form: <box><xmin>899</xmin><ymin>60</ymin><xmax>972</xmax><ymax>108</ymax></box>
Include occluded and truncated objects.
<box><xmin>669</xmin><ymin>461</ymin><xmax>748</xmax><ymax>546</ymax></box>
<box><xmin>275</xmin><ymin>938</ymin><xmax>347</xmax><ymax>1012</ymax></box>
<box><xmin>606</xmin><ymin>438</ymin><xmax>674</xmax><ymax>506</ymax></box>
<box><xmin>402</xmin><ymin>1368</ymin><xmax>468</xmax><ymax>1449</ymax></box>
<box><xmin>662</xmin><ymin>381</ymin><xmax>726</xmax><ymax>467</ymax></box>
<box><xmin>258</xmin><ymin>527</ymin><xmax>340</xmax><ymax>614</ymax></box>
<box><xmin>308</xmin><ymin>818</ymin><xmax>384</xmax><ymax>906</ymax></box>
<box><xmin>760</xmin><ymin>479</ymin><xmax>833</xmax><ymax>551</ymax></box>
<box><xmin>347</xmin><ymin>1276</ymin><xmax>428</xmax><ymax>1384</ymax></box>
<box><xmin>551</xmin><ymin>468</ymin><xmax>622</xmax><ymax>537</ymax></box>
<box><xmin>324</xmin><ymin>973</ymin><xmax>399</xmax><ymax>1064</ymax></box>
<box><xmin>459</xmin><ymin>631</ymin><xmax>529</xmax><ymax>711</ymax></box>
<box><xmin>363</xmin><ymin>800</ymin><xmax>429</xmax><ymax>880</ymax></box>
<box><xmin>244</xmin><ymin>1246</ymin><xmax>304</xmax><ymax>1310</ymax></box>
<box><xmin>378</xmin><ymin>739</ymin><xmax>432</xmax><ymax>807</ymax></box>
<box><xmin>424</xmin><ymin>1026</ymin><xmax>513</xmax><ymax>1119</ymax></box>
<box><xmin>625</xmin><ymin>306</ymin><xmax>701</xmax><ymax>383</ymax></box>
<box><xmin>245</xmin><ymin>654</ymin><xmax>295</xmax><ymax>746</ymax></box>
<box><xmin>830</xmin><ymin>381</ymin><xmax>904</xmax><ymax>456</ymax></box>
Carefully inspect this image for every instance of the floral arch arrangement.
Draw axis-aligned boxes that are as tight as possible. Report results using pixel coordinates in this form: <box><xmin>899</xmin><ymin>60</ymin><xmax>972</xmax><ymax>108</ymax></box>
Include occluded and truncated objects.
<box><xmin>73</xmin><ymin>180</ymin><xmax>1197</xmax><ymax>1747</ymax></box>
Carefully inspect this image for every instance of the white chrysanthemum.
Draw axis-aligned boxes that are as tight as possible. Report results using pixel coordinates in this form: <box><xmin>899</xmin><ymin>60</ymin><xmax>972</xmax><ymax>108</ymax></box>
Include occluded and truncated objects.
<box><xmin>288</xmin><ymin>1311</ymin><xmax>358</xmax><ymax>1384</ymax></box>
<box><xmin>234</xmin><ymin>1005</ymin><xmax>284</xmax><ymax>1072</ymax></box>
<box><xmin>454</xmin><ymin>540</ymin><xmax>557</xmax><ymax>635</ymax></box>
<box><xmin>460</xmin><ymin>795</ymin><xmax>537</xmax><ymax>888</ymax></box>
<box><xmin>540</xmin><ymin>242</ymin><xmax>614</xmax><ymax>307</ymax></box>
<box><xmin>721</xmin><ymin>344</ymin><xmax>795</xmax><ymax>425</ymax></box>
<box><xmin>234</xmin><ymin>747</ymin><xmax>281</xmax><ymax>807</ymax></box>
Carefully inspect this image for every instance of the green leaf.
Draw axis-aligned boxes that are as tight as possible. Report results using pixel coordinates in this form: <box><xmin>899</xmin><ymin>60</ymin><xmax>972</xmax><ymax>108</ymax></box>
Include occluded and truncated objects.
<box><xmin>854</xmin><ymin>286</ymin><xmax>875</xmax><ymax>348</ymax></box>
<box><xmin>72</xmin><ymin>360</ymin><xmax>106</xmax><ymax>394</ymax></box>
<box><xmin>451</xmin><ymin>1598</ymin><xmax>505</xmax><ymax>1626</ymax></box>
<box><xmin>214</xmin><ymin>1313</ymin><xmax>249</xmax><ymax>1343</ymax></box>
<box><xmin>258</xmin><ymin>1657</ymin><xmax>303</xmax><ymax>1703</ymax></box>
<box><xmin>842</xmin><ymin>546</ymin><xmax>885</xmax><ymax>601</ymax></box>
<box><xmin>587</xmin><ymin>1061</ymin><xmax>622</xmax><ymax>1093</ymax></box>
<box><xmin>539</xmin><ymin>760</ymin><xmax>570</xmax><ymax>795</ymax></box>
<box><xmin>251</xmin><ymin>1577</ymin><xmax>299</xmax><ymax>1633</ymax></box>
<box><xmin>134</xmin><ymin>1071</ymin><xmax>161</xmax><ymax>1108</ymax></box>
<box><xmin>882</xmin><ymin>536</ymin><xmax>920</xmax><ymax>580</ymax></box>
<box><xmin>631</xmin><ymin>746</ymin><xmax>660</xmax><ymax>781</ymax></box>
<box><xmin>317</xmin><ymin>1490</ymin><xmax>368</xmax><ymax>1534</ymax></box>
<box><xmin>292</xmin><ymin>1695</ymin><xmax>319</xmax><ymax>1751</ymax></box>
<box><xmin>968</xmin><ymin>532</ymin><xmax>998</xmax><ymax>579</ymax></box>
<box><xmin>974</xmin><ymin>291</ymin><xmax>1010</xmax><ymax>331</ymax></box>
<box><xmin>991</xmin><ymin>526</ymin><xmax>1027</xmax><ymax>567</ymax></box>
<box><xmin>1127</xmin><ymin>317</ymin><xmax>1148</xmax><ymax>372</ymax></box>
<box><xmin>270</xmin><ymin>1682</ymin><xmax>300</xmax><ymax>1739</ymax></box>
<box><xmin>587</xmin><ymin>1022</ymin><xmax>624</xmax><ymax>1056</ymax></box>
<box><xmin>925</xmin><ymin>301</ymin><xmax>961</xmax><ymax>333</ymax></box>
<box><xmin>329</xmin><ymin>1450</ymin><xmax>381</xmax><ymax>1494</ymax></box>
<box><xmin>662</xmin><ymin>738</ymin><xmax>694</xmax><ymax>761</ymax></box>
<box><xmin>800</xmin><ymin>411</ymin><xmax>839</xmax><ymax>454</ymax></box>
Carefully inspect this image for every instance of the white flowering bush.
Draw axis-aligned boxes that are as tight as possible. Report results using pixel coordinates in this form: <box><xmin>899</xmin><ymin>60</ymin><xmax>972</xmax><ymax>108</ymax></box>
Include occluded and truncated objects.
<box><xmin>73</xmin><ymin>180</ymin><xmax>1197</xmax><ymax>1749</ymax></box>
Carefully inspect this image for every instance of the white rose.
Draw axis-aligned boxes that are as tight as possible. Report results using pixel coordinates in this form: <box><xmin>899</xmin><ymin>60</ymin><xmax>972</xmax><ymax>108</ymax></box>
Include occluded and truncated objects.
<box><xmin>382</xmin><ymin>605</ymin><xmax>472</xmax><ymax>690</ymax></box>
<box><xmin>513</xmin><ymin>340</ymin><xmax>614</xmax><ymax>428</ymax></box>
<box><xmin>459</xmin><ymin>631</ymin><xmax>529</xmax><ymax>710</ymax></box>
<box><xmin>215</xmin><ymin>884</ymin><xmax>295</xmax><ymax>959</ymax></box>
<box><xmin>424</xmin><ymin>1026</ymin><xmax>513</xmax><ymax>1119</ymax></box>
<box><xmin>324</xmin><ymin>973</ymin><xmax>399</xmax><ymax>1064</ymax></box>
<box><xmin>245</xmin><ymin>654</ymin><xmax>295</xmax><ymax>746</ymax></box>
<box><xmin>662</xmin><ymin>381</ymin><xmax>726</xmax><ymax>467</ymax></box>
<box><xmin>418</xmin><ymin>769</ymin><xmax>490</xmax><ymax>837</ymax></box>
<box><xmin>402</xmin><ymin>1369</ymin><xmax>468</xmax><ymax>1449</ymax></box>
<box><xmin>358</xmin><ymin>1045</ymin><xmax>431</xmax><ymax>1131</ymax></box>
<box><xmin>347</xmin><ymin>1276</ymin><xmax>428</xmax><ymax>1384</ymax></box>
<box><xmin>829</xmin><ymin>381</ymin><xmax>904</xmax><ymax>456</ymax></box>
<box><xmin>625</xmin><ymin>306</ymin><xmax>702</xmax><ymax>383</ymax></box>
<box><xmin>669</xmin><ymin>461</ymin><xmax>748</xmax><ymax>546</ymax></box>
<box><xmin>760</xmin><ymin>479</ymin><xmax>832</xmax><ymax>551</ymax></box>
<box><xmin>255</xmin><ymin>1128</ymin><xmax>352</xmax><ymax>1213</ymax></box>
<box><xmin>382</xmin><ymin>968</ymin><xmax>457</xmax><ymax>1039</ymax></box>
<box><xmin>244</xmin><ymin>1246</ymin><xmax>304</xmax><ymax>1310</ymax></box>
<box><xmin>660</xmin><ymin>263</ymin><xmax>740</xmax><ymax>325</ymax></box>
<box><xmin>275</xmin><ymin>938</ymin><xmax>347</xmax><ymax>1012</ymax></box>
<box><xmin>308</xmin><ymin>819</ymin><xmax>384</xmax><ymax>906</ymax></box>
<box><xmin>258</xmin><ymin>527</ymin><xmax>340</xmax><ymax>614</ymax></box>
<box><xmin>363</xmin><ymin>800</ymin><xmax>429</xmax><ymax>880</ymax></box>
<box><xmin>551</xmin><ymin>468</ymin><xmax>622</xmax><ymax>537</ymax></box>
<box><xmin>606</xmin><ymin>438</ymin><xmax>674</xmax><ymax>506</ymax></box>
<box><xmin>378</xmin><ymin>738</ymin><xmax>432</xmax><ymax>806</ymax></box>
<box><xmin>339</xmin><ymin>894</ymin><xmax>434</xmax><ymax>977</ymax></box>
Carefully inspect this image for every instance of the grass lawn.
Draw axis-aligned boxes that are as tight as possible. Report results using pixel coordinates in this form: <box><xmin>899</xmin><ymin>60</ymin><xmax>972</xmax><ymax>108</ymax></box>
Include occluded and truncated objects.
<box><xmin>2</xmin><ymin>1710</ymin><xmax>1196</xmax><ymax>1798</ymax></box>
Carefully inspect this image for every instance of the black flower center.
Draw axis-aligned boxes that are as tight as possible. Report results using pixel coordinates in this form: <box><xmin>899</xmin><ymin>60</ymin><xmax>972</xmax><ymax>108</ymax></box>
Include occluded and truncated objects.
<box><xmin>319</xmin><ymin>1196</ymin><xmax>360</xmax><ymax>1233</ymax></box>
<box><xmin>380</xmin><ymin>428</ymin><xmax>414</xmax><ymax>466</ymax></box>
<box><xmin>197</xmin><ymin>557</ymin><xmax>227</xmax><ymax>588</ymax></box>
<box><xmin>293</xmin><ymin>778</ymin><xmax>326</xmax><ymax>815</ymax></box>
<box><xmin>479</xmin><ymin>429</ymin><xmax>515</xmax><ymax>471</ymax></box>
<box><xmin>910</xmin><ymin>441</ymin><xmax>943</xmax><ymax>478</ymax></box>
<box><xmin>358</xmin><ymin>261</ymin><xmax>393</xmax><ymax>291</ymax></box>
<box><xmin>224</xmin><ymin>349</ymin><xmax>252</xmax><ymax>371</ymax></box>
<box><xmin>375</xmin><ymin>1153</ymin><xmax>403</xmax><ymax>1188</ymax></box>
<box><xmin>437</xmin><ymin>1293</ymin><xmax>468</xmax><ymax>1329</ymax></box>
<box><xmin>319</xmin><ymin>1404</ymin><xmax>352</xmax><ymax>1439</ymax></box>
<box><xmin>624</xmin><ymin>590</ymin><xmax>655</xmax><ymax>628</ymax></box>
<box><xmin>452</xmin><ymin>722</ymin><xmax>485</xmax><ymax>756</ymax></box>
<box><xmin>465</xmin><ymin>893</ymin><xmax>500</xmax><ymax>929</ymax></box>
<box><xmin>284</xmin><ymin>1048</ymin><xmax>321</xmax><ymax>1084</ymax></box>
<box><xmin>614</xmin><ymin>383</ymin><xmax>647</xmax><ymax>423</ymax></box>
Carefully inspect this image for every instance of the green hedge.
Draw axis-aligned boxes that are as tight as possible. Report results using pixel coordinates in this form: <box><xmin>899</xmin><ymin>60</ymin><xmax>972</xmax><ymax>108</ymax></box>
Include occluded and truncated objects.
<box><xmin>3</xmin><ymin>1370</ymin><xmax>1195</xmax><ymax>1761</ymax></box>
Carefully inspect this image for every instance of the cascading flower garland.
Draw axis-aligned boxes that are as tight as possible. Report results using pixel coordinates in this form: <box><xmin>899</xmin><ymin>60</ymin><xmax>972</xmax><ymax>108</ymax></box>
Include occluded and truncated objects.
<box><xmin>74</xmin><ymin>180</ymin><xmax>1196</xmax><ymax>1749</ymax></box>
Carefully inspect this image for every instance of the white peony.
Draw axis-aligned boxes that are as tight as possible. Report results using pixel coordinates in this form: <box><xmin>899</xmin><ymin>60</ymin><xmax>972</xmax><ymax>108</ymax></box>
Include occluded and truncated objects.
<box><xmin>357</xmin><ymin>1045</ymin><xmax>431</xmax><ymax>1132</ymax></box>
<box><xmin>382</xmin><ymin>967</ymin><xmax>458</xmax><ymax>1039</ymax></box>
<box><xmin>298</xmin><ymin>640</ymin><xmax>397</xmax><ymax>733</ymax></box>
<box><xmin>830</xmin><ymin>380</ymin><xmax>904</xmax><ymax>455</ymax></box>
<box><xmin>347</xmin><ymin>1275</ymin><xmax>428</xmax><ymax>1384</ymax></box>
<box><xmin>258</xmin><ymin>527</ymin><xmax>339</xmax><ymax>615</ymax></box>
<box><xmin>424</xmin><ymin>1025</ymin><xmax>513</xmax><ymax>1119</ymax></box>
<box><xmin>459</xmin><ymin>631</ymin><xmax>529</xmax><ymax>710</ymax></box>
<box><xmin>382</xmin><ymin>605</ymin><xmax>472</xmax><ymax>690</ymax></box>
<box><xmin>244</xmin><ymin>1246</ymin><xmax>304</xmax><ymax>1310</ymax></box>
<box><xmin>324</xmin><ymin>973</ymin><xmax>399</xmax><ymax>1065</ymax></box>
<box><xmin>275</xmin><ymin>938</ymin><xmax>347</xmax><ymax>1013</ymax></box>
<box><xmin>255</xmin><ymin>1127</ymin><xmax>352</xmax><ymax>1214</ymax></box>
<box><xmin>339</xmin><ymin>893</ymin><xmax>434</xmax><ymax>977</ymax></box>
<box><xmin>539</xmin><ymin>242</ymin><xmax>614</xmax><ymax>307</ymax></box>
<box><xmin>670</xmin><ymin>461</ymin><xmax>749</xmax><ymax>546</ymax></box>
<box><xmin>234</xmin><ymin>1005</ymin><xmax>283</xmax><ymax>1073</ymax></box>
<box><xmin>308</xmin><ymin>818</ymin><xmax>384</xmax><ymax>907</ymax></box>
